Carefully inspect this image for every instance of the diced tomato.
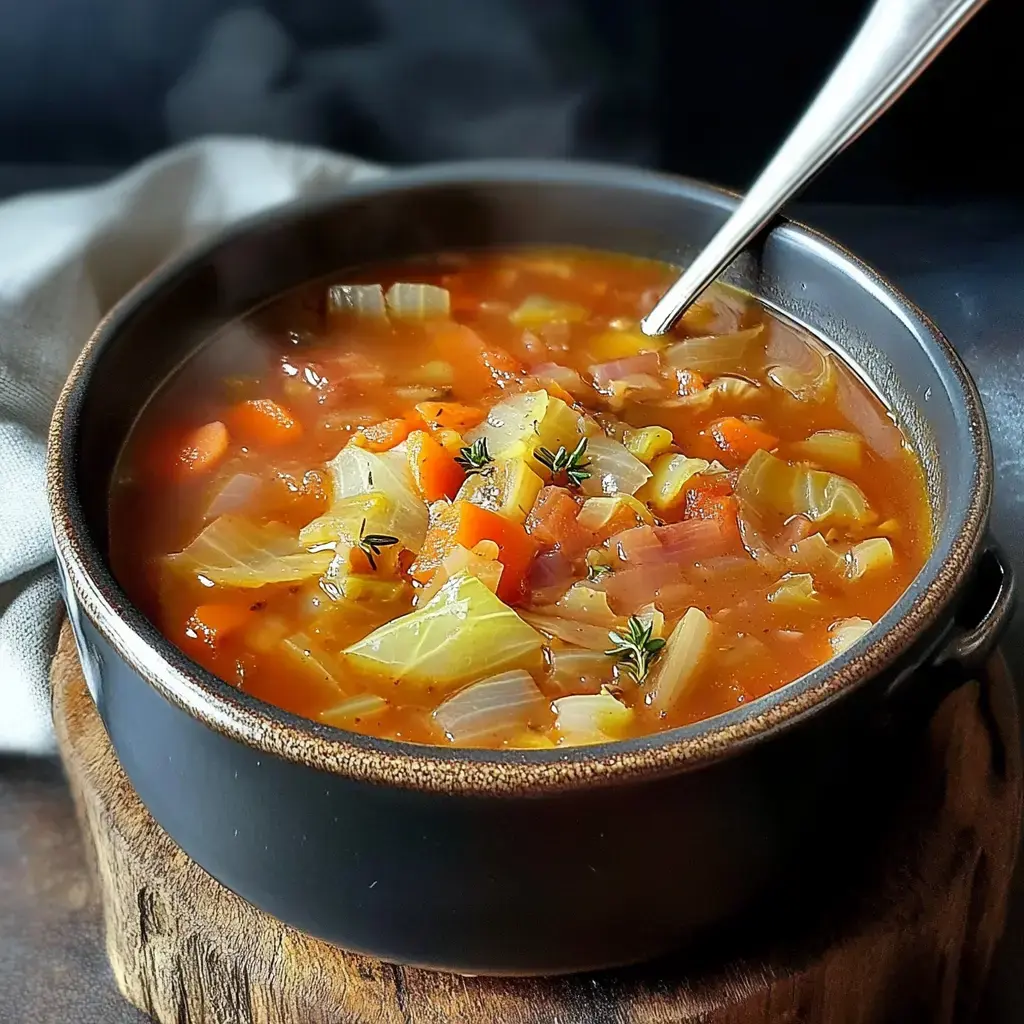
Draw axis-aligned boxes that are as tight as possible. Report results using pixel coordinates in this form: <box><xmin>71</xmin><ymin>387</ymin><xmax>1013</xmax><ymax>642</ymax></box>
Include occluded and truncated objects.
<box><xmin>708</xmin><ymin>416</ymin><xmax>778</xmax><ymax>463</ymax></box>
<box><xmin>524</xmin><ymin>486</ymin><xmax>592</xmax><ymax>560</ymax></box>
<box><xmin>407</xmin><ymin>430</ymin><xmax>465</xmax><ymax>501</ymax></box>
<box><xmin>409</xmin><ymin>500</ymin><xmax>536</xmax><ymax>603</ymax></box>
<box><xmin>228</xmin><ymin>398</ymin><xmax>302</xmax><ymax>446</ymax></box>
<box><xmin>432</xmin><ymin>323</ymin><xmax>527</xmax><ymax>392</ymax></box>
<box><xmin>683</xmin><ymin>474</ymin><xmax>733</xmax><ymax>519</ymax></box>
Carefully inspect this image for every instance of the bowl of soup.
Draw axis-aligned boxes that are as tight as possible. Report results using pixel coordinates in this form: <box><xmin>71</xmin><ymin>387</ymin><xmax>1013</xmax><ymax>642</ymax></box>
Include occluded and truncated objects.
<box><xmin>48</xmin><ymin>162</ymin><xmax>1012</xmax><ymax>974</ymax></box>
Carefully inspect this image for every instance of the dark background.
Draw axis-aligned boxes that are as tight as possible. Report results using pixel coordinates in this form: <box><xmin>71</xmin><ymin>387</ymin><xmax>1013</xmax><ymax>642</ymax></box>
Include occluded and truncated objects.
<box><xmin>0</xmin><ymin>0</ymin><xmax>1018</xmax><ymax>200</ymax></box>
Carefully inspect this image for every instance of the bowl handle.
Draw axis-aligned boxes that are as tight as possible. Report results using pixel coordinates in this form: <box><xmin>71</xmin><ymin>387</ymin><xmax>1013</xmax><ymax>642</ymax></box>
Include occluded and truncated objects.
<box><xmin>884</xmin><ymin>542</ymin><xmax>1014</xmax><ymax>719</ymax></box>
<box><xmin>933</xmin><ymin>543</ymin><xmax>1015</xmax><ymax>673</ymax></box>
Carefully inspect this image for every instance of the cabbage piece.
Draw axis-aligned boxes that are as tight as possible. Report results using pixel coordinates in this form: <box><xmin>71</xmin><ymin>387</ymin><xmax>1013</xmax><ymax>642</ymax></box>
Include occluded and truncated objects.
<box><xmin>768</xmin><ymin>572</ymin><xmax>818</xmax><ymax>609</ymax></box>
<box><xmin>829</xmin><ymin>616</ymin><xmax>873</xmax><ymax>655</ymax></box>
<box><xmin>333</xmin><ymin>575</ymin><xmax>411</xmax><ymax>605</ymax></box>
<box><xmin>789</xmin><ymin>532</ymin><xmax>845</xmax><ymax>577</ymax></box>
<box><xmin>579</xmin><ymin>435</ymin><xmax>652</xmax><ymax>497</ymax></box>
<box><xmin>320</xmin><ymin>693</ymin><xmax>389</xmax><ymax>729</ymax></box>
<box><xmin>343</xmin><ymin>572</ymin><xmax>543</xmax><ymax>692</ymax></box>
<box><xmin>649</xmin><ymin>607</ymin><xmax>712</xmax><ymax>712</ymax></box>
<box><xmin>519</xmin><ymin>611</ymin><xmax>614</xmax><ymax>651</ymax></box>
<box><xmin>768</xmin><ymin>349</ymin><xmax>836</xmax><ymax>402</ymax></box>
<box><xmin>553</xmin><ymin>691</ymin><xmax>634</xmax><ymax>746</ymax></box>
<box><xmin>846</xmin><ymin>537</ymin><xmax>894</xmax><ymax>579</ymax></box>
<box><xmin>299</xmin><ymin>493</ymin><xmax>392</xmax><ymax>549</ymax></box>
<box><xmin>165</xmin><ymin>517</ymin><xmax>333</xmax><ymax>588</ymax></box>
<box><xmin>708</xmin><ymin>375</ymin><xmax>761</xmax><ymax>406</ymax></box>
<box><xmin>432</xmin><ymin>670</ymin><xmax>548</xmax><ymax>744</ymax></box>
<box><xmin>385</xmin><ymin>282</ymin><xmax>450</xmax><ymax>319</ymax></box>
<box><xmin>735</xmin><ymin>449</ymin><xmax>872</xmax><ymax>529</ymax></box>
<box><xmin>547</xmin><ymin>647</ymin><xmax>614</xmax><ymax>695</ymax></box>
<box><xmin>637</xmin><ymin>455</ymin><xmax>709</xmax><ymax>513</ymax></box>
<box><xmin>325</xmin><ymin>447</ymin><xmax>428</xmax><ymax>551</ymax></box>
<box><xmin>663</xmin><ymin>326</ymin><xmax>765</xmax><ymax>376</ymax></box>
<box><xmin>509</xmin><ymin>294</ymin><xmax>589</xmax><ymax>328</ymax></box>
<box><xmin>623</xmin><ymin>425</ymin><xmax>674</xmax><ymax>465</ymax></box>
<box><xmin>455</xmin><ymin>456</ymin><xmax>544</xmax><ymax>524</ymax></box>
<box><xmin>791</xmin><ymin>429</ymin><xmax>864</xmax><ymax>472</ymax></box>
<box><xmin>205</xmin><ymin>472</ymin><xmax>261</xmax><ymax>518</ymax></box>
<box><xmin>327</xmin><ymin>283</ymin><xmax>387</xmax><ymax>319</ymax></box>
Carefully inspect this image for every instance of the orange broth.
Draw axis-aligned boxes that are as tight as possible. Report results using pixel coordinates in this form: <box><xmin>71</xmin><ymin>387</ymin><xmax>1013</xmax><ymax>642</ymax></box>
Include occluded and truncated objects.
<box><xmin>109</xmin><ymin>248</ymin><xmax>931</xmax><ymax>749</ymax></box>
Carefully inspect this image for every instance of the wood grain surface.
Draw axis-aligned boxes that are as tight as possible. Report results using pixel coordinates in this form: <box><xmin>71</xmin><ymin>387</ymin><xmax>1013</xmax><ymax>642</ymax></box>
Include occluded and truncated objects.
<box><xmin>51</xmin><ymin>622</ymin><xmax>1023</xmax><ymax>1024</ymax></box>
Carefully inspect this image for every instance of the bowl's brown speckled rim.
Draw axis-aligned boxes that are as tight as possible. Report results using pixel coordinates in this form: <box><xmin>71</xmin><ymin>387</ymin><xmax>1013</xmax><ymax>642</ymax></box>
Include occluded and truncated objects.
<box><xmin>46</xmin><ymin>160</ymin><xmax>992</xmax><ymax>796</ymax></box>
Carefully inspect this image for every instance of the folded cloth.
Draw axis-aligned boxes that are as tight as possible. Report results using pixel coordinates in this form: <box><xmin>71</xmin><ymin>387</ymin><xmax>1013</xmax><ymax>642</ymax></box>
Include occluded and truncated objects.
<box><xmin>0</xmin><ymin>138</ymin><xmax>381</xmax><ymax>754</ymax></box>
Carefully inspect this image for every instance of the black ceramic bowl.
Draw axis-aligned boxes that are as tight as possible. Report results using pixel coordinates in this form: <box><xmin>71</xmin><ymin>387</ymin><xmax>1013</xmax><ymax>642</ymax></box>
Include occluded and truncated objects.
<box><xmin>48</xmin><ymin>162</ymin><xmax>1013</xmax><ymax>975</ymax></box>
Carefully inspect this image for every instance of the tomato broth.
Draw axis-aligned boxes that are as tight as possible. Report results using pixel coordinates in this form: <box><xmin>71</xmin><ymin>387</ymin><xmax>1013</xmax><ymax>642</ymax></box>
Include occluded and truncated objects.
<box><xmin>109</xmin><ymin>248</ymin><xmax>931</xmax><ymax>749</ymax></box>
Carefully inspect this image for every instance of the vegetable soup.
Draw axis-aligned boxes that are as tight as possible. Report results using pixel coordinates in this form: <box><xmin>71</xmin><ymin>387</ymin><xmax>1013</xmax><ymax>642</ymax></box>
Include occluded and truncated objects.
<box><xmin>109</xmin><ymin>249</ymin><xmax>931</xmax><ymax>749</ymax></box>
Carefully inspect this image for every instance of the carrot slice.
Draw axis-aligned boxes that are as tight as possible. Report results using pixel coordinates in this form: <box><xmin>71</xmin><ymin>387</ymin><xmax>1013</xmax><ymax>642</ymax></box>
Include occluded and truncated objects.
<box><xmin>409</xmin><ymin>500</ymin><xmax>536</xmax><ymax>603</ymax></box>
<box><xmin>357</xmin><ymin>416</ymin><xmax>417</xmax><ymax>452</ymax></box>
<box><xmin>709</xmin><ymin>416</ymin><xmax>778</xmax><ymax>463</ymax></box>
<box><xmin>407</xmin><ymin>430</ymin><xmax>465</xmax><ymax>501</ymax></box>
<box><xmin>414</xmin><ymin>401</ymin><xmax>485</xmax><ymax>433</ymax></box>
<box><xmin>175</xmin><ymin>421</ymin><xmax>229</xmax><ymax>477</ymax></box>
<box><xmin>187</xmin><ymin>603</ymin><xmax>250</xmax><ymax>649</ymax></box>
<box><xmin>228</xmin><ymin>398</ymin><xmax>302</xmax><ymax>446</ymax></box>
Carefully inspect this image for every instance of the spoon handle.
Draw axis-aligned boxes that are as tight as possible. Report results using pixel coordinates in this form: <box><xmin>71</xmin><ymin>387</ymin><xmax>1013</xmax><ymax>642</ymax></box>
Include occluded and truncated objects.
<box><xmin>640</xmin><ymin>0</ymin><xmax>988</xmax><ymax>337</ymax></box>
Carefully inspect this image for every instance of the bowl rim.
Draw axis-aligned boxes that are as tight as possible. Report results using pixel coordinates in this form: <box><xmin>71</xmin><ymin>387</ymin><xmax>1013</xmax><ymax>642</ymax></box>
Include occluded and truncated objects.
<box><xmin>46</xmin><ymin>158</ymin><xmax>992</xmax><ymax>796</ymax></box>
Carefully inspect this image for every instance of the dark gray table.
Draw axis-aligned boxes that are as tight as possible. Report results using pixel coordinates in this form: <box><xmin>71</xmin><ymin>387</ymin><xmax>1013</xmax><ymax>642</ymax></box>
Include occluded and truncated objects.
<box><xmin>1</xmin><ymin>198</ymin><xmax>1021</xmax><ymax>1022</ymax></box>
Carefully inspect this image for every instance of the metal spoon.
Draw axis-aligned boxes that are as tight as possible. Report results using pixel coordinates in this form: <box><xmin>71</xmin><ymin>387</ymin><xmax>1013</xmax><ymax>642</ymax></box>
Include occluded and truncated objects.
<box><xmin>640</xmin><ymin>0</ymin><xmax>989</xmax><ymax>337</ymax></box>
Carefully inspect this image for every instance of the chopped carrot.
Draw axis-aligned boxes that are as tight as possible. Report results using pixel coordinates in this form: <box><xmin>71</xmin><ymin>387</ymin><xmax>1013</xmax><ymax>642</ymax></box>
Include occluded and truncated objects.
<box><xmin>228</xmin><ymin>398</ymin><xmax>302</xmax><ymax>446</ymax></box>
<box><xmin>676</xmin><ymin>368</ymin><xmax>706</xmax><ymax>397</ymax></box>
<box><xmin>407</xmin><ymin>430</ymin><xmax>465</xmax><ymax>501</ymax></box>
<box><xmin>708</xmin><ymin>416</ymin><xmax>778</xmax><ymax>463</ymax></box>
<box><xmin>357</xmin><ymin>416</ymin><xmax>417</xmax><ymax>452</ymax></box>
<box><xmin>414</xmin><ymin>401</ymin><xmax>485</xmax><ymax>433</ymax></box>
<box><xmin>173</xmin><ymin>420</ymin><xmax>229</xmax><ymax>477</ymax></box>
<box><xmin>432</xmin><ymin>323</ymin><xmax>527</xmax><ymax>391</ymax></box>
<box><xmin>682</xmin><ymin>474</ymin><xmax>733</xmax><ymax>519</ymax></box>
<box><xmin>523</xmin><ymin>486</ymin><xmax>592</xmax><ymax>560</ymax></box>
<box><xmin>187</xmin><ymin>603</ymin><xmax>250</xmax><ymax>649</ymax></box>
<box><xmin>679</xmin><ymin>491</ymin><xmax>742</xmax><ymax>550</ymax></box>
<box><xmin>409</xmin><ymin>500</ymin><xmax>536</xmax><ymax>603</ymax></box>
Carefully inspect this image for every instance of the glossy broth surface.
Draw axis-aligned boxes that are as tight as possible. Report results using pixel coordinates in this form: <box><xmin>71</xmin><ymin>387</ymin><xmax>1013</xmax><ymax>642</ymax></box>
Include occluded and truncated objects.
<box><xmin>110</xmin><ymin>248</ymin><xmax>931</xmax><ymax>749</ymax></box>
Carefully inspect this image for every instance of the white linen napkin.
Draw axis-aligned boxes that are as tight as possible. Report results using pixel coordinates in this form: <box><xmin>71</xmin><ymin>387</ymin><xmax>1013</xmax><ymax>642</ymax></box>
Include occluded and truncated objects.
<box><xmin>0</xmin><ymin>138</ymin><xmax>381</xmax><ymax>754</ymax></box>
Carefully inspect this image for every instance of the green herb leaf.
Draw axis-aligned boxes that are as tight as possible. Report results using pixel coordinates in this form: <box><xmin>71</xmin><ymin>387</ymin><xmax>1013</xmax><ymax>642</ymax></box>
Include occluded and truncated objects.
<box><xmin>605</xmin><ymin>616</ymin><xmax>666</xmax><ymax>685</ymax></box>
<box><xmin>357</xmin><ymin>518</ymin><xmax>400</xmax><ymax>571</ymax></box>
<box><xmin>455</xmin><ymin>437</ymin><xmax>494</xmax><ymax>476</ymax></box>
<box><xmin>533</xmin><ymin>436</ymin><xmax>591</xmax><ymax>487</ymax></box>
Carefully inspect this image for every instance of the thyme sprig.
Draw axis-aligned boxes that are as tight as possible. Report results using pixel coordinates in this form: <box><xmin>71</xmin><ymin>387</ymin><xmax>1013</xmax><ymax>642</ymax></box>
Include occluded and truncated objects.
<box><xmin>455</xmin><ymin>437</ymin><xmax>494</xmax><ymax>475</ymax></box>
<box><xmin>606</xmin><ymin>615</ymin><xmax>666</xmax><ymax>685</ymax></box>
<box><xmin>534</xmin><ymin>437</ymin><xmax>591</xmax><ymax>487</ymax></box>
<box><xmin>356</xmin><ymin>518</ymin><xmax>399</xmax><ymax>571</ymax></box>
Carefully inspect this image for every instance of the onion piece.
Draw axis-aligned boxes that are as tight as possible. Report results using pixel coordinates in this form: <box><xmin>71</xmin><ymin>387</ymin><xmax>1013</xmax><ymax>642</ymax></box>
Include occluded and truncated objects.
<box><xmin>790</xmin><ymin>429</ymin><xmax>864</xmax><ymax>472</ymax></box>
<box><xmin>510</xmin><ymin>294</ymin><xmax>589</xmax><ymax>328</ymax></box>
<box><xmin>433</xmin><ymin>670</ymin><xmax>548</xmax><ymax>744</ymax></box>
<box><xmin>328</xmin><ymin>283</ymin><xmax>387</xmax><ymax>319</ymax></box>
<box><xmin>578</xmin><ymin>435</ymin><xmax>652</xmax><ymax>497</ymax></box>
<box><xmin>845</xmin><ymin>537</ymin><xmax>894</xmax><ymax>579</ymax></box>
<box><xmin>385</xmin><ymin>283</ymin><xmax>451</xmax><ymax>320</ymax></box>
<box><xmin>533</xmin><ymin>362</ymin><xmax>590</xmax><ymax>397</ymax></box>
<box><xmin>554</xmin><ymin>584</ymin><xmax>618</xmax><ymax>626</ymax></box>
<box><xmin>649</xmin><ymin>607</ymin><xmax>713</xmax><ymax>712</ymax></box>
<box><xmin>663</xmin><ymin>326</ymin><xmax>765</xmax><ymax>376</ymax></box>
<box><xmin>205</xmin><ymin>472</ymin><xmax>261</xmax><ymax>518</ymax></box>
<box><xmin>767</xmin><ymin>572</ymin><xmax>818</xmax><ymax>609</ymax></box>
<box><xmin>547</xmin><ymin>647</ymin><xmax>614</xmax><ymax>695</ymax></box>
<box><xmin>589</xmin><ymin>351</ymin><xmax>660</xmax><ymax>389</ymax></box>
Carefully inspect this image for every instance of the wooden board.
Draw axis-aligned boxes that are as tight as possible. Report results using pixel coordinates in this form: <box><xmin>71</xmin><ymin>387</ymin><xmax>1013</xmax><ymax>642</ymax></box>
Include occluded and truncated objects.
<box><xmin>51</xmin><ymin>622</ymin><xmax>1022</xmax><ymax>1024</ymax></box>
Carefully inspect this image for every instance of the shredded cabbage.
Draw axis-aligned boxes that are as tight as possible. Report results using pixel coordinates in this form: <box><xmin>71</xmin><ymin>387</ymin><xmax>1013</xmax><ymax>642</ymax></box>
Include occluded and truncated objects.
<box><xmin>791</xmin><ymin>429</ymin><xmax>864</xmax><ymax>472</ymax></box>
<box><xmin>519</xmin><ymin>610</ymin><xmax>615</xmax><ymax>651</ymax></box>
<box><xmin>735</xmin><ymin>449</ymin><xmax>872</xmax><ymax>529</ymax></box>
<box><xmin>547</xmin><ymin>647</ymin><xmax>614</xmax><ymax>695</ymax></box>
<box><xmin>433</xmin><ymin>670</ymin><xmax>548</xmax><ymax>744</ymax></box>
<box><xmin>165</xmin><ymin>517</ymin><xmax>333</xmax><ymax>588</ymax></box>
<box><xmin>343</xmin><ymin>572</ymin><xmax>543</xmax><ymax>692</ymax></box>
<box><xmin>280</xmin><ymin>633</ymin><xmax>348</xmax><ymax>699</ymax></box>
<box><xmin>320</xmin><ymin>693</ymin><xmax>389</xmax><ymax>728</ymax></box>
